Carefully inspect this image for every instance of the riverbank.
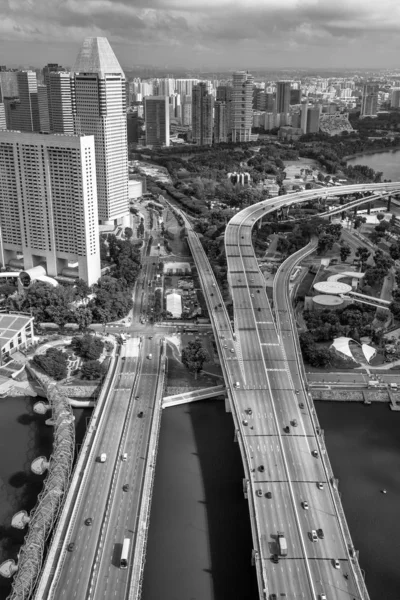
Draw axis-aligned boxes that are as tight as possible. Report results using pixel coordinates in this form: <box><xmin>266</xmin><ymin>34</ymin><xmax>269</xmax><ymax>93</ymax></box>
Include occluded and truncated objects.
<box><xmin>343</xmin><ymin>143</ymin><xmax>400</xmax><ymax>161</ymax></box>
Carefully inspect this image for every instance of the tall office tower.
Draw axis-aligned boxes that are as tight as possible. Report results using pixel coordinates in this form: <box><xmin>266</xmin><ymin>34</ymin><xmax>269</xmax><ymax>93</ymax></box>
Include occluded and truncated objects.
<box><xmin>300</xmin><ymin>101</ymin><xmax>308</xmax><ymax>134</ymax></box>
<box><xmin>230</xmin><ymin>71</ymin><xmax>254</xmax><ymax>142</ymax></box>
<box><xmin>253</xmin><ymin>88</ymin><xmax>266</xmax><ymax>111</ymax></box>
<box><xmin>47</xmin><ymin>71</ymin><xmax>74</xmax><ymax>133</ymax></box>
<box><xmin>276</xmin><ymin>81</ymin><xmax>291</xmax><ymax>114</ymax></box>
<box><xmin>306</xmin><ymin>106</ymin><xmax>320</xmax><ymax>133</ymax></box>
<box><xmin>361</xmin><ymin>83</ymin><xmax>379</xmax><ymax>117</ymax></box>
<box><xmin>37</xmin><ymin>85</ymin><xmax>50</xmax><ymax>132</ymax></box>
<box><xmin>192</xmin><ymin>83</ymin><xmax>214</xmax><ymax>146</ymax></box>
<box><xmin>0</xmin><ymin>104</ymin><xmax>6</xmax><ymax>129</ymax></box>
<box><xmin>0</xmin><ymin>131</ymin><xmax>100</xmax><ymax>285</ymax></box>
<box><xmin>42</xmin><ymin>63</ymin><xmax>61</xmax><ymax>87</ymax></box>
<box><xmin>72</xmin><ymin>37</ymin><xmax>129</xmax><ymax>223</ymax></box>
<box><xmin>290</xmin><ymin>89</ymin><xmax>301</xmax><ymax>105</ymax></box>
<box><xmin>216</xmin><ymin>85</ymin><xmax>232</xmax><ymax>102</ymax></box>
<box><xmin>390</xmin><ymin>88</ymin><xmax>400</xmax><ymax>109</ymax></box>
<box><xmin>0</xmin><ymin>71</ymin><xmax>18</xmax><ymax>102</ymax></box>
<box><xmin>12</xmin><ymin>71</ymin><xmax>40</xmax><ymax>132</ymax></box>
<box><xmin>214</xmin><ymin>101</ymin><xmax>228</xmax><ymax>143</ymax></box>
<box><xmin>144</xmin><ymin>96</ymin><xmax>170</xmax><ymax>148</ymax></box>
<box><xmin>182</xmin><ymin>96</ymin><xmax>192</xmax><ymax>126</ymax></box>
<box><xmin>265</xmin><ymin>93</ymin><xmax>275</xmax><ymax>112</ymax></box>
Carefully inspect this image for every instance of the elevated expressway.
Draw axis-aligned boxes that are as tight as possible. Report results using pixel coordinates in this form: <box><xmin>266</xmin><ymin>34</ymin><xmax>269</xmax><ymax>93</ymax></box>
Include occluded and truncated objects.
<box><xmin>179</xmin><ymin>182</ymin><xmax>400</xmax><ymax>600</ymax></box>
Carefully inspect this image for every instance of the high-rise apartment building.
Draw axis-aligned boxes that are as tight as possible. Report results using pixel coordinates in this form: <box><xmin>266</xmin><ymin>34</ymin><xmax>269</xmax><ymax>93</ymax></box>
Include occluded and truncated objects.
<box><xmin>38</xmin><ymin>84</ymin><xmax>50</xmax><ymax>132</ymax></box>
<box><xmin>0</xmin><ymin>104</ymin><xmax>6</xmax><ymax>129</ymax></box>
<box><xmin>0</xmin><ymin>71</ymin><xmax>18</xmax><ymax>102</ymax></box>
<box><xmin>230</xmin><ymin>72</ymin><xmax>254</xmax><ymax>142</ymax></box>
<box><xmin>192</xmin><ymin>83</ymin><xmax>214</xmax><ymax>146</ymax></box>
<box><xmin>361</xmin><ymin>83</ymin><xmax>379</xmax><ymax>117</ymax></box>
<box><xmin>47</xmin><ymin>71</ymin><xmax>74</xmax><ymax>134</ymax></box>
<box><xmin>0</xmin><ymin>131</ymin><xmax>100</xmax><ymax>285</ymax></box>
<box><xmin>306</xmin><ymin>106</ymin><xmax>320</xmax><ymax>133</ymax></box>
<box><xmin>72</xmin><ymin>37</ymin><xmax>129</xmax><ymax>223</ymax></box>
<box><xmin>300</xmin><ymin>101</ymin><xmax>308</xmax><ymax>134</ymax></box>
<box><xmin>214</xmin><ymin>101</ymin><xmax>228</xmax><ymax>143</ymax></box>
<box><xmin>144</xmin><ymin>96</ymin><xmax>170</xmax><ymax>148</ymax></box>
<box><xmin>12</xmin><ymin>71</ymin><xmax>40</xmax><ymax>132</ymax></box>
<box><xmin>391</xmin><ymin>88</ymin><xmax>400</xmax><ymax>109</ymax></box>
<box><xmin>175</xmin><ymin>79</ymin><xmax>198</xmax><ymax>96</ymax></box>
<box><xmin>182</xmin><ymin>96</ymin><xmax>192</xmax><ymax>126</ymax></box>
<box><xmin>276</xmin><ymin>81</ymin><xmax>291</xmax><ymax>114</ymax></box>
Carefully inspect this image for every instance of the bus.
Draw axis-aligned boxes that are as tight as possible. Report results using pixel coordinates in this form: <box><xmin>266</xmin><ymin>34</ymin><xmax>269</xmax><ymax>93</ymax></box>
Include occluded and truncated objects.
<box><xmin>120</xmin><ymin>538</ymin><xmax>131</xmax><ymax>569</ymax></box>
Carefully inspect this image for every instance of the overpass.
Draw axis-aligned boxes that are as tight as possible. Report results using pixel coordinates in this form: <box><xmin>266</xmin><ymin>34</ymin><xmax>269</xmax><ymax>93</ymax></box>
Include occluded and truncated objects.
<box><xmin>168</xmin><ymin>182</ymin><xmax>400</xmax><ymax>600</ymax></box>
<box><xmin>162</xmin><ymin>384</ymin><xmax>225</xmax><ymax>407</ymax></box>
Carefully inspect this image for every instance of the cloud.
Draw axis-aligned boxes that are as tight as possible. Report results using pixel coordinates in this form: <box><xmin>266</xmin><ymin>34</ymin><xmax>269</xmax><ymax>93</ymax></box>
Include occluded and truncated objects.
<box><xmin>1</xmin><ymin>0</ymin><xmax>400</xmax><ymax>67</ymax></box>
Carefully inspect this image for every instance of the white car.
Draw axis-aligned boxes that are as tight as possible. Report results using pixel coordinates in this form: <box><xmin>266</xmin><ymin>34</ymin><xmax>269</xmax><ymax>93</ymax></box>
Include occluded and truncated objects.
<box><xmin>311</xmin><ymin>530</ymin><xmax>318</xmax><ymax>542</ymax></box>
<box><xmin>302</xmin><ymin>501</ymin><xmax>309</xmax><ymax>510</ymax></box>
<box><xmin>317</xmin><ymin>482</ymin><xmax>324</xmax><ymax>490</ymax></box>
<box><xmin>333</xmin><ymin>559</ymin><xmax>340</xmax><ymax>569</ymax></box>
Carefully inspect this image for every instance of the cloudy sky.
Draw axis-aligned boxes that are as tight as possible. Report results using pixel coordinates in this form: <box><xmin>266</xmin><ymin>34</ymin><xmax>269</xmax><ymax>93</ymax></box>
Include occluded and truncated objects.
<box><xmin>1</xmin><ymin>0</ymin><xmax>400</xmax><ymax>70</ymax></box>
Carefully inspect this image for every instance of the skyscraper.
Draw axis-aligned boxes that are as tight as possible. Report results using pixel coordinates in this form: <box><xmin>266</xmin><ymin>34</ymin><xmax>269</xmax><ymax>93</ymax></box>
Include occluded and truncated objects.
<box><xmin>12</xmin><ymin>71</ymin><xmax>40</xmax><ymax>132</ymax></box>
<box><xmin>192</xmin><ymin>83</ymin><xmax>214</xmax><ymax>146</ymax></box>
<box><xmin>38</xmin><ymin>84</ymin><xmax>50</xmax><ymax>132</ymax></box>
<box><xmin>182</xmin><ymin>96</ymin><xmax>192</xmax><ymax>126</ymax></box>
<box><xmin>300</xmin><ymin>101</ymin><xmax>308</xmax><ymax>134</ymax></box>
<box><xmin>47</xmin><ymin>71</ymin><xmax>74</xmax><ymax>134</ymax></box>
<box><xmin>230</xmin><ymin>72</ymin><xmax>254</xmax><ymax>142</ymax></box>
<box><xmin>276</xmin><ymin>81</ymin><xmax>291</xmax><ymax>114</ymax></box>
<box><xmin>144</xmin><ymin>96</ymin><xmax>170</xmax><ymax>148</ymax></box>
<box><xmin>214</xmin><ymin>101</ymin><xmax>228</xmax><ymax>143</ymax></box>
<box><xmin>0</xmin><ymin>71</ymin><xmax>18</xmax><ymax>102</ymax></box>
<box><xmin>306</xmin><ymin>106</ymin><xmax>320</xmax><ymax>133</ymax></box>
<box><xmin>0</xmin><ymin>104</ymin><xmax>6</xmax><ymax>129</ymax></box>
<box><xmin>0</xmin><ymin>131</ymin><xmax>100</xmax><ymax>285</ymax></box>
<box><xmin>361</xmin><ymin>83</ymin><xmax>379</xmax><ymax>117</ymax></box>
<box><xmin>391</xmin><ymin>88</ymin><xmax>400</xmax><ymax>109</ymax></box>
<box><xmin>72</xmin><ymin>37</ymin><xmax>129</xmax><ymax>223</ymax></box>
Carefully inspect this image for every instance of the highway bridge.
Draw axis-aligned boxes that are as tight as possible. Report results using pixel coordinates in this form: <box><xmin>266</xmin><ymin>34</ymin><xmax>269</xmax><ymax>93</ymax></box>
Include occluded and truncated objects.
<box><xmin>171</xmin><ymin>182</ymin><xmax>400</xmax><ymax>600</ymax></box>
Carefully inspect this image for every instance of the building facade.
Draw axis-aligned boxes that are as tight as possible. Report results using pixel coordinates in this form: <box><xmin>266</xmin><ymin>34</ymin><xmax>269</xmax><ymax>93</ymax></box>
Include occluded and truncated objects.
<box><xmin>144</xmin><ymin>96</ymin><xmax>170</xmax><ymax>148</ymax></box>
<box><xmin>72</xmin><ymin>37</ymin><xmax>129</xmax><ymax>223</ymax></box>
<box><xmin>230</xmin><ymin>71</ymin><xmax>254</xmax><ymax>142</ymax></box>
<box><xmin>276</xmin><ymin>81</ymin><xmax>291</xmax><ymax>114</ymax></box>
<box><xmin>0</xmin><ymin>131</ymin><xmax>100</xmax><ymax>285</ymax></box>
<box><xmin>214</xmin><ymin>101</ymin><xmax>228</xmax><ymax>143</ymax></box>
<box><xmin>47</xmin><ymin>71</ymin><xmax>74</xmax><ymax>134</ymax></box>
<box><xmin>12</xmin><ymin>71</ymin><xmax>40</xmax><ymax>132</ymax></box>
<box><xmin>361</xmin><ymin>83</ymin><xmax>379</xmax><ymax>117</ymax></box>
<box><xmin>192</xmin><ymin>83</ymin><xmax>214</xmax><ymax>146</ymax></box>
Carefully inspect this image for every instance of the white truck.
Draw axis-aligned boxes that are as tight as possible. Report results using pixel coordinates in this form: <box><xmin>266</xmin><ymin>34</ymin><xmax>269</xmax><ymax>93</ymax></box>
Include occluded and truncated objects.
<box><xmin>100</xmin><ymin>453</ymin><xmax>107</xmax><ymax>463</ymax></box>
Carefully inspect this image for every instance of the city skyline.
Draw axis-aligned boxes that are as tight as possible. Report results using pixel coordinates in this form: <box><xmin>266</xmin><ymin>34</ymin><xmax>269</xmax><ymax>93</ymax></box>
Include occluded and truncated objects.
<box><xmin>1</xmin><ymin>1</ymin><xmax>400</xmax><ymax>70</ymax></box>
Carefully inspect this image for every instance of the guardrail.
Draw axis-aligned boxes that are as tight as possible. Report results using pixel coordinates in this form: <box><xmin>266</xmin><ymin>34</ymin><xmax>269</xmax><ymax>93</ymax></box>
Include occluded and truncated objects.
<box><xmin>128</xmin><ymin>340</ymin><xmax>166</xmax><ymax>600</ymax></box>
<box><xmin>33</xmin><ymin>352</ymin><xmax>120</xmax><ymax>599</ymax></box>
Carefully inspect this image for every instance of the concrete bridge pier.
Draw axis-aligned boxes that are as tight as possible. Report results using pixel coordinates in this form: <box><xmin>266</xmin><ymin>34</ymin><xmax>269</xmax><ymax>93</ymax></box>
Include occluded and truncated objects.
<box><xmin>234</xmin><ymin>428</ymin><xmax>238</xmax><ymax>443</ymax></box>
<box><xmin>33</xmin><ymin>401</ymin><xmax>50</xmax><ymax>415</ymax></box>
<box><xmin>0</xmin><ymin>559</ymin><xmax>18</xmax><ymax>579</ymax></box>
<box><xmin>243</xmin><ymin>478</ymin><xmax>249</xmax><ymax>499</ymax></box>
<box><xmin>225</xmin><ymin>394</ymin><xmax>231</xmax><ymax>413</ymax></box>
<box><xmin>251</xmin><ymin>549</ymin><xmax>259</xmax><ymax>566</ymax></box>
<box><xmin>11</xmin><ymin>510</ymin><xmax>30</xmax><ymax>529</ymax></box>
<box><xmin>31</xmin><ymin>456</ymin><xmax>50</xmax><ymax>475</ymax></box>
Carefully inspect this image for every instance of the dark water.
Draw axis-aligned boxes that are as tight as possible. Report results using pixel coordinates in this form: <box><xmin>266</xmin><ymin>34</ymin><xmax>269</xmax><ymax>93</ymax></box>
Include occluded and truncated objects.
<box><xmin>142</xmin><ymin>398</ymin><xmax>258</xmax><ymax>600</ymax></box>
<box><xmin>0</xmin><ymin>397</ymin><xmax>91</xmax><ymax>600</ymax></box>
<box><xmin>347</xmin><ymin>149</ymin><xmax>400</xmax><ymax>182</ymax></box>
<box><xmin>144</xmin><ymin>400</ymin><xmax>400</xmax><ymax>600</ymax></box>
<box><xmin>316</xmin><ymin>402</ymin><xmax>400</xmax><ymax>600</ymax></box>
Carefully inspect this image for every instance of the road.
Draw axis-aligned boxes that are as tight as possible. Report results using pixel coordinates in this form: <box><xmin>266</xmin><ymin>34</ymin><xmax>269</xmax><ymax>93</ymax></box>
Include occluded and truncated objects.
<box><xmin>177</xmin><ymin>184</ymin><xmax>400</xmax><ymax>600</ymax></box>
<box><xmin>89</xmin><ymin>339</ymin><xmax>162</xmax><ymax>600</ymax></box>
<box><xmin>51</xmin><ymin>339</ymin><xmax>141</xmax><ymax>599</ymax></box>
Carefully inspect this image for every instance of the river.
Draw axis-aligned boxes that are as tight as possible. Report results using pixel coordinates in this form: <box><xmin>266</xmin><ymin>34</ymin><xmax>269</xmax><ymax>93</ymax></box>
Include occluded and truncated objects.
<box><xmin>0</xmin><ymin>397</ymin><xmax>90</xmax><ymax>600</ymax></box>
<box><xmin>347</xmin><ymin>148</ymin><xmax>400</xmax><ymax>182</ymax></box>
<box><xmin>143</xmin><ymin>400</ymin><xmax>400</xmax><ymax>600</ymax></box>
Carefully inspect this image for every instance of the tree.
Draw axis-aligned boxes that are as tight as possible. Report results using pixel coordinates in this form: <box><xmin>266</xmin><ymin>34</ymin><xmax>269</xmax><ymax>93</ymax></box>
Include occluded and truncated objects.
<box><xmin>389</xmin><ymin>242</ymin><xmax>400</xmax><ymax>260</ymax></box>
<box><xmin>317</xmin><ymin>233</ymin><xmax>335</xmax><ymax>254</ymax></box>
<box><xmin>376</xmin><ymin>212</ymin><xmax>385</xmax><ymax>222</ymax></box>
<box><xmin>182</xmin><ymin>339</ymin><xmax>209</xmax><ymax>378</ymax></box>
<box><xmin>71</xmin><ymin>334</ymin><xmax>104</xmax><ymax>360</ymax></box>
<box><xmin>80</xmin><ymin>360</ymin><xmax>105</xmax><ymax>380</ymax></box>
<box><xmin>353</xmin><ymin>215</ymin><xmax>367</xmax><ymax>230</ymax></box>
<box><xmin>124</xmin><ymin>227</ymin><xmax>133</xmax><ymax>239</ymax></box>
<box><xmin>74</xmin><ymin>278</ymin><xmax>90</xmax><ymax>299</ymax></box>
<box><xmin>340</xmin><ymin>244</ymin><xmax>351</xmax><ymax>262</ymax></box>
<box><xmin>355</xmin><ymin>246</ymin><xmax>371</xmax><ymax>269</ymax></box>
<box><xmin>32</xmin><ymin>348</ymin><xmax>68</xmax><ymax>381</ymax></box>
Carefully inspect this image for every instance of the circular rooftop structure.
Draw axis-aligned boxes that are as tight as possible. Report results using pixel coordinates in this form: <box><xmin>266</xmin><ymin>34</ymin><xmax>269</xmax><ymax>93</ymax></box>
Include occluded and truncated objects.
<box><xmin>313</xmin><ymin>294</ymin><xmax>344</xmax><ymax>308</ymax></box>
<box><xmin>314</xmin><ymin>281</ymin><xmax>351</xmax><ymax>295</ymax></box>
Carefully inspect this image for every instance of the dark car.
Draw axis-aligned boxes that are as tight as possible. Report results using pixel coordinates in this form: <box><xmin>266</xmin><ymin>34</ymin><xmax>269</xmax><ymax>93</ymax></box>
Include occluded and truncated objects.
<box><xmin>138</xmin><ymin>411</ymin><xmax>144</xmax><ymax>418</ymax></box>
<box><xmin>265</xmin><ymin>491</ymin><xmax>272</xmax><ymax>499</ymax></box>
<box><xmin>123</xmin><ymin>484</ymin><xmax>129</xmax><ymax>492</ymax></box>
<box><xmin>271</xmin><ymin>555</ymin><xmax>279</xmax><ymax>564</ymax></box>
<box><xmin>258</xmin><ymin>465</ymin><xmax>265</xmax><ymax>472</ymax></box>
<box><xmin>317</xmin><ymin>528</ymin><xmax>324</xmax><ymax>539</ymax></box>
<box><xmin>67</xmin><ymin>542</ymin><xmax>75</xmax><ymax>552</ymax></box>
<box><xmin>299</xmin><ymin>402</ymin><xmax>304</xmax><ymax>409</ymax></box>
<box><xmin>85</xmin><ymin>518</ymin><xmax>93</xmax><ymax>526</ymax></box>
<box><xmin>284</xmin><ymin>425</ymin><xmax>290</xmax><ymax>433</ymax></box>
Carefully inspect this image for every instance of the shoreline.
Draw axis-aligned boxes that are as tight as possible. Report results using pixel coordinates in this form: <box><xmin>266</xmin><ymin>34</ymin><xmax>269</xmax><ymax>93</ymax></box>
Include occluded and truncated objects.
<box><xmin>343</xmin><ymin>145</ymin><xmax>400</xmax><ymax>161</ymax></box>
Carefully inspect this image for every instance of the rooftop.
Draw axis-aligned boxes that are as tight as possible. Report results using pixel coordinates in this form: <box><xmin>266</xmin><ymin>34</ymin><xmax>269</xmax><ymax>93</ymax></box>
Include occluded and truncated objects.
<box><xmin>0</xmin><ymin>314</ymin><xmax>33</xmax><ymax>351</ymax></box>
<box><xmin>73</xmin><ymin>37</ymin><xmax>124</xmax><ymax>79</ymax></box>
